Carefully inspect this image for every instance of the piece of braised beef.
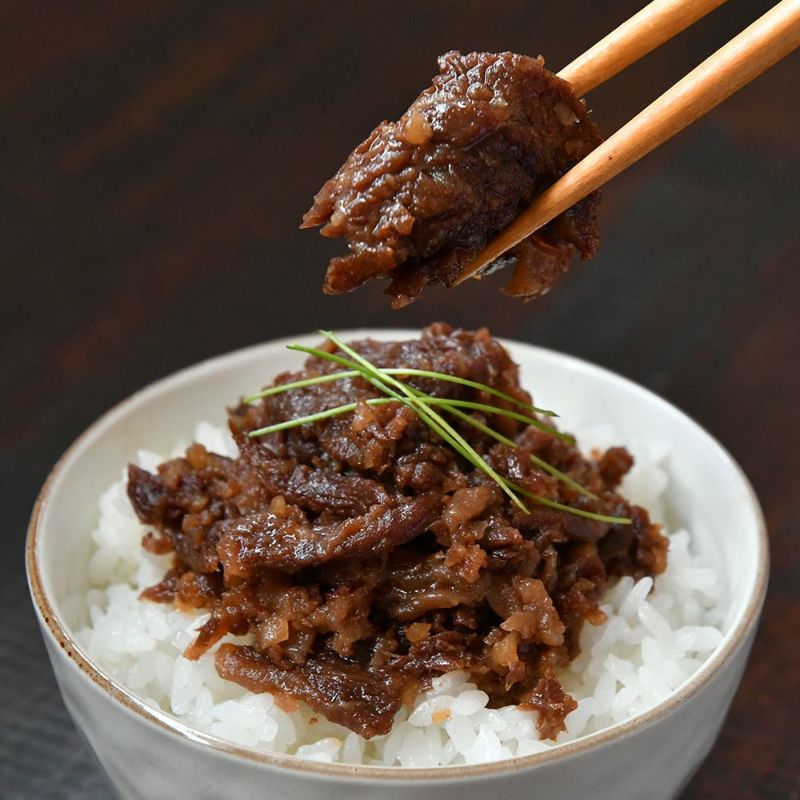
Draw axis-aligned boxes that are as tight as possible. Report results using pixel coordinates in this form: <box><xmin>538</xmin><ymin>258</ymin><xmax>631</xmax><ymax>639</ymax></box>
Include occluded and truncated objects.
<box><xmin>302</xmin><ymin>52</ymin><xmax>603</xmax><ymax>306</ymax></box>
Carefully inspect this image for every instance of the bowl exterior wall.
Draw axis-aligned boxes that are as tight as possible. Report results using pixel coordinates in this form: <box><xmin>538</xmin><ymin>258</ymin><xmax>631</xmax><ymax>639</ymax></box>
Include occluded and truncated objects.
<box><xmin>39</xmin><ymin>611</ymin><xmax>758</xmax><ymax>800</ymax></box>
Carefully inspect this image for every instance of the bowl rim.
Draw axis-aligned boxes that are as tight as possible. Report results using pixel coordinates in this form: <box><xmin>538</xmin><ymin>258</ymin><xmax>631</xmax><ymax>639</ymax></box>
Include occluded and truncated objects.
<box><xmin>26</xmin><ymin>328</ymin><xmax>769</xmax><ymax>782</ymax></box>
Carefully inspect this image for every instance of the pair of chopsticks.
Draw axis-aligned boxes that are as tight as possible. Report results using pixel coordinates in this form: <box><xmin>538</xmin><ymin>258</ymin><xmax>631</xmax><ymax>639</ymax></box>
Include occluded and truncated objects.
<box><xmin>455</xmin><ymin>0</ymin><xmax>800</xmax><ymax>284</ymax></box>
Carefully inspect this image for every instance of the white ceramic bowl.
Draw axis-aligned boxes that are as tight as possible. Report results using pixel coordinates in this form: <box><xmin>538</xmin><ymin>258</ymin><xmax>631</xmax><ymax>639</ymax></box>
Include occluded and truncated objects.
<box><xmin>27</xmin><ymin>330</ymin><xmax>768</xmax><ymax>800</ymax></box>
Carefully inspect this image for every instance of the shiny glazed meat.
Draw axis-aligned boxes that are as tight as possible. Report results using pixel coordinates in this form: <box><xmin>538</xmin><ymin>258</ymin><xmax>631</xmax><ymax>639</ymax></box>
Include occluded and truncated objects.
<box><xmin>302</xmin><ymin>52</ymin><xmax>603</xmax><ymax>306</ymax></box>
<box><xmin>128</xmin><ymin>325</ymin><xmax>667</xmax><ymax>739</ymax></box>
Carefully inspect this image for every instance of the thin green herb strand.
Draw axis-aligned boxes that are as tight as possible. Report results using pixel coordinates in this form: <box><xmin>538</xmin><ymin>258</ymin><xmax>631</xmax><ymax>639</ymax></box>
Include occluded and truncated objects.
<box><xmin>287</xmin><ymin>344</ymin><xmax>373</xmax><ymax>374</ymax></box>
<box><xmin>385</xmin><ymin>379</ymin><xmax>625</xmax><ymax>523</ymax></box>
<box><xmin>319</xmin><ymin>331</ymin><xmax>528</xmax><ymax>513</ymax></box>
<box><xmin>286</xmin><ymin>344</ymin><xmax>416</xmax><ymax>406</ymax></box>
<box><xmin>419</xmin><ymin>397</ymin><xmax>571</xmax><ymax>443</ymax></box>
<box><xmin>509</xmin><ymin>481</ymin><xmax>631</xmax><ymax>525</ymax></box>
<box><xmin>399</xmin><ymin>384</ymin><xmax>590</xmax><ymax>497</ymax></box>
<box><xmin>248</xmin><ymin>401</ymin><xmax>362</xmax><ymax>436</ymax></box>
<box><xmin>350</xmin><ymin>381</ymin><xmax>586</xmax><ymax>497</ymax></box>
<box><xmin>383</xmin><ymin>369</ymin><xmax>555</xmax><ymax>416</ymax></box>
<box><xmin>440</xmin><ymin>405</ymin><xmax>597</xmax><ymax>499</ymax></box>
<box><xmin>246</xmin><ymin>365</ymin><xmax>556</xmax><ymax>416</ymax></box>
<box><xmin>243</xmin><ymin>370</ymin><xmax>361</xmax><ymax>403</ymax></box>
<box><xmin>528</xmin><ymin>495</ymin><xmax>631</xmax><ymax>525</ymax></box>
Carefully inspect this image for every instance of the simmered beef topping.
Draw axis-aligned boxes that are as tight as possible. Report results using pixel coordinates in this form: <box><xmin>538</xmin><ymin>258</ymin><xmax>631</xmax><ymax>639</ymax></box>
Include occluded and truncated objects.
<box><xmin>128</xmin><ymin>324</ymin><xmax>666</xmax><ymax>738</ymax></box>
<box><xmin>302</xmin><ymin>52</ymin><xmax>603</xmax><ymax>306</ymax></box>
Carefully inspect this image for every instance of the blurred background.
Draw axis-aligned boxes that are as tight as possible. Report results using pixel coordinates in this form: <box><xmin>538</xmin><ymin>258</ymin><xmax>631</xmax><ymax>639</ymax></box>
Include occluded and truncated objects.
<box><xmin>2</xmin><ymin>1</ymin><xmax>798</xmax><ymax>797</ymax></box>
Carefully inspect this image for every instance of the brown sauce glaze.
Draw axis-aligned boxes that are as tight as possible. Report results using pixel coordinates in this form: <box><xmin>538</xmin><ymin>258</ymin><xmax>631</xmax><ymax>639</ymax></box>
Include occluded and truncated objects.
<box><xmin>129</xmin><ymin>325</ymin><xmax>666</xmax><ymax>738</ymax></box>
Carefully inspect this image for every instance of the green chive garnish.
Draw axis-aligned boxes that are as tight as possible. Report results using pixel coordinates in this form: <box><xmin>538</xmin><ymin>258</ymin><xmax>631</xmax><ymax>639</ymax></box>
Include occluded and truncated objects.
<box><xmin>245</xmin><ymin>366</ymin><xmax>557</xmax><ymax>417</ymax></box>
<box><xmin>246</xmin><ymin>332</ymin><xmax>631</xmax><ymax>525</ymax></box>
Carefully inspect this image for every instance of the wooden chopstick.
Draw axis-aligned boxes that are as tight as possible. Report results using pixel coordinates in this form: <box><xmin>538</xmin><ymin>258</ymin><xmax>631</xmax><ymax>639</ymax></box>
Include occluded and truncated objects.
<box><xmin>559</xmin><ymin>0</ymin><xmax>728</xmax><ymax>96</ymax></box>
<box><xmin>455</xmin><ymin>0</ymin><xmax>800</xmax><ymax>285</ymax></box>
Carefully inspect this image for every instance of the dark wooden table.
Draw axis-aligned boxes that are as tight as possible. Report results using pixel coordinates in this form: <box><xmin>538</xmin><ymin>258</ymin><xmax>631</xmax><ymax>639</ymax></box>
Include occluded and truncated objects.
<box><xmin>2</xmin><ymin>2</ymin><xmax>798</xmax><ymax>798</ymax></box>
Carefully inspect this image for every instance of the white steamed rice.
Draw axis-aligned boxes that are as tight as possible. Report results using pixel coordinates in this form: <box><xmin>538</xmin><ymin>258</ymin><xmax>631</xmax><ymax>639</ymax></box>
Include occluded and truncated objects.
<box><xmin>76</xmin><ymin>420</ymin><xmax>725</xmax><ymax>766</ymax></box>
